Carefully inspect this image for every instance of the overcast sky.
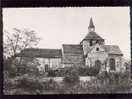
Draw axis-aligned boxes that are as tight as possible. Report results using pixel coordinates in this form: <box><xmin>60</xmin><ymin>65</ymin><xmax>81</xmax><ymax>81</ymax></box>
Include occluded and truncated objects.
<box><xmin>3</xmin><ymin>7</ymin><xmax>130</xmax><ymax>59</ymax></box>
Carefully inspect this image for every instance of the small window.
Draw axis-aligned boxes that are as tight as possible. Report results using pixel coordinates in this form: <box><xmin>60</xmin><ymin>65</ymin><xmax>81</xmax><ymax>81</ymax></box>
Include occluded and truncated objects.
<box><xmin>96</xmin><ymin>47</ymin><xmax>99</xmax><ymax>51</ymax></box>
<box><xmin>90</xmin><ymin>40</ymin><xmax>92</xmax><ymax>46</ymax></box>
<box><xmin>45</xmin><ymin>64</ymin><xmax>49</xmax><ymax>72</ymax></box>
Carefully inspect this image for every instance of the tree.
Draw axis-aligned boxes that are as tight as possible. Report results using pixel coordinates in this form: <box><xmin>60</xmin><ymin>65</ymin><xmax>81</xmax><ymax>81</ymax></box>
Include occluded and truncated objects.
<box><xmin>3</xmin><ymin>28</ymin><xmax>40</xmax><ymax>76</ymax></box>
<box><xmin>3</xmin><ymin>28</ymin><xmax>41</xmax><ymax>94</ymax></box>
<box><xmin>3</xmin><ymin>28</ymin><xmax>40</xmax><ymax>59</ymax></box>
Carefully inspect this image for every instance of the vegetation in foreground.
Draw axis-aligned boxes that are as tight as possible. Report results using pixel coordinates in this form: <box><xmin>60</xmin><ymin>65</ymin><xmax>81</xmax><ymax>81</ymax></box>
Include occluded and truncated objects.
<box><xmin>4</xmin><ymin>58</ymin><xmax>131</xmax><ymax>95</ymax></box>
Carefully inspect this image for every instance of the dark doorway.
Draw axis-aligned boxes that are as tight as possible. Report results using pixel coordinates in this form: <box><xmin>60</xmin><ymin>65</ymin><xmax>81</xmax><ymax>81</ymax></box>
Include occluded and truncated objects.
<box><xmin>109</xmin><ymin>58</ymin><xmax>116</xmax><ymax>71</ymax></box>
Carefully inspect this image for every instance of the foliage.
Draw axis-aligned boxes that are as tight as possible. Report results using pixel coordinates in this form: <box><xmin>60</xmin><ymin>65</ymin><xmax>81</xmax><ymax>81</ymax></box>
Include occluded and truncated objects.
<box><xmin>42</xmin><ymin>79</ymin><xmax>61</xmax><ymax>91</ymax></box>
<box><xmin>3</xmin><ymin>28</ymin><xmax>40</xmax><ymax>77</ymax></box>
<box><xmin>95</xmin><ymin>71</ymin><xmax>131</xmax><ymax>93</ymax></box>
<box><xmin>15</xmin><ymin>74</ymin><xmax>43</xmax><ymax>94</ymax></box>
<box><xmin>4</xmin><ymin>70</ymin><xmax>131</xmax><ymax>94</ymax></box>
<box><xmin>48</xmin><ymin>67</ymin><xmax>74</xmax><ymax>77</ymax></box>
<box><xmin>63</xmin><ymin>67</ymin><xmax>79</xmax><ymax>87</ymax></box>
<box><xmin>48</xmin><ymin>65</ymin><xmax>100</xmax><ymax>77</ymax></box>
<box><xmin>124</xmin><ymin>61</ymin><xmax>131</xmax><ymax>71</ymax></box>
<box><xmin>16</xmin><ymin>57</ymin><xmax>40</xmax><ymax>76</ymax></box>
<box><xmin>3</xmin><ymin>55</ymin><xmax>42</xmax><ymax>95</ymax></box>
<box><xmin>4</xmin><ymin>58</ymin><xmax>18</xmax><ymax>78</ymax></box>
<box><xmin>77</xmin><ymin>66</ymin><xmax>100</xmax><ymax>76</ymax></box>
<box><xmin>3</xmin><ymin>71</ymin><xmax>17</xmax><ymax>92</ymax></box>
<box><xmin>4</xmin><ymin>74</ymin><xmax>45</xmax><ymax>95</ymax></box>
<box><xmin>4</xmin><ymin>28</ymin><xmax>40</xmax><ymax>58</ymax></box>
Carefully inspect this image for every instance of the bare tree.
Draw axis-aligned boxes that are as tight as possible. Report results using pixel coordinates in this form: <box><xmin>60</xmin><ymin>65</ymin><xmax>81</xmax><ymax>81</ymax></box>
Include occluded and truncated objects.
<box><xmin>3</xmin><ymin>28</ymin><xmax>40</xmax><ymax>59</ymax></box>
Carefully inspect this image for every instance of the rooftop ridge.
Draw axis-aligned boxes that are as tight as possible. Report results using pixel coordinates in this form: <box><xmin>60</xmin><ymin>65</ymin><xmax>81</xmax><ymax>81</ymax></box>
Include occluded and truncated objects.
<box><xmin>23</xmin><ymin>48</ymin><xmax>62</xmax><ymax>50</ymax></box>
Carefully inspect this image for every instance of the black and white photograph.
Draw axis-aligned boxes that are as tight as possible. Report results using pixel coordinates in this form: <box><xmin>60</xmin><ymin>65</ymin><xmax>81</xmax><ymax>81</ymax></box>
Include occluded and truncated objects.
<box><xmin>3</xmin><ymin>7</ymin><xmax>131</xmax><ymax>94</ymax></box>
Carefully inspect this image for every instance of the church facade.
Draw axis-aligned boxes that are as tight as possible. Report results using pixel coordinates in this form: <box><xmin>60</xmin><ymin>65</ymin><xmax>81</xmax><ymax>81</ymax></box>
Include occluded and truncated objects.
<box><xmin>17</xmin><ymin>18</ymin><xmax>125</xmax><ymax>72</ymax></box>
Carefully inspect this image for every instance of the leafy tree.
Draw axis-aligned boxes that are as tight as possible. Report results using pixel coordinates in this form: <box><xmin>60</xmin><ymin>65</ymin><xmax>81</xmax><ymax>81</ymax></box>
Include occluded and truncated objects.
<box><xmin>3</xmin><ymin>28</ymin><xmax>41</xmax><ymax>94</ymax></box>
<box><xmin>3</xmin><ymin>28</ymin><xmax>40</xmax><ymax>73</ymax></box>
<box><xmin>3</xmin><ymin>28</ymin><xmax>40</xmax><ymax>60</ymax></box>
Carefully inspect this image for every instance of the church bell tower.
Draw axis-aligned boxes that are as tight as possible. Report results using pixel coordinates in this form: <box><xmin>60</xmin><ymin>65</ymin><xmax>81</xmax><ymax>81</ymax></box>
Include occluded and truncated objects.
<box><xmin>81</xmin><ymin>17</ymin><xmax>105</xmax><ymax>56</ymax></box>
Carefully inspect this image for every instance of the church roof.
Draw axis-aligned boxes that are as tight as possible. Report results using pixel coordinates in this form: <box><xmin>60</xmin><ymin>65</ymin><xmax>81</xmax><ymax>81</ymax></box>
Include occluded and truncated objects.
<box><xmin>83</xmin><ymin>31</ymin><xmax>104</xmax><ymax>40</ymax></box>
<box><xmin>63</xmin><ymin>44</ymin><xmax>83</xmax><ymax>55</ymax></box>
<box><xmin>16</xmin><ymin>48</ymin><xmax>62</xmax><ymax>58</ymax></box>
<box><xmin>102</xmin><ymin>45</ymin><xmax>123</xmax><ymax>55</ymax></box>
<box><xmin>81</xmin><ymin>18</ymin><xmax>104</xmax><ymax>42</ymax></box>
<box><xmin>62</xmin><ymin>44</ymin><xmax>84</xmax><ymax>65</ymax></box>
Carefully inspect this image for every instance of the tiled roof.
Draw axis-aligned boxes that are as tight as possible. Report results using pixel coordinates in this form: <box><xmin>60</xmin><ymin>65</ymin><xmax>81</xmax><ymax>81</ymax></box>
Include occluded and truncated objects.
<box><xmin>63</xmin><ymin>44</ymin><xmax>83</xmax><ymax>55</ymax></box>
<box><xmin>83</xmin><ymin>31</ymin><xmax>104</xmax><ymax>40</ymax></box>
<box><xmin>16</xmin><ymin>48</ymin><xmax>62</xmax><ymax>58</ymax></box>
<box><xmin>62</xmin><ymin>44</ymin><xmax>85</xmax><ymax>65</ymax></box>
<box><xmin>102</xmin><ymin>45</ymin><xmax>123</xmax><ymax>55</ymax></box>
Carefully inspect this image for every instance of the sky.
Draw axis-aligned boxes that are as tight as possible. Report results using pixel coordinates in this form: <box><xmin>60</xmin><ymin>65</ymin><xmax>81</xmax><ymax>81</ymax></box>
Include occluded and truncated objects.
<box><xmin>3</xmin><ymin>7</ymin><xmax>130</xmax><ymax>59</ymax></box>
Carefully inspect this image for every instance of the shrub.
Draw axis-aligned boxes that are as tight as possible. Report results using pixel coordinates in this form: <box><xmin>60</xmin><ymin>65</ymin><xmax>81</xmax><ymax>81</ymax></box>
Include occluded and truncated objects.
<box><xmin>87</xmin><ymin>66</ymin><xmax>100</xmax><ymax>76</ymax></box>
<box><xmin>78</xmin><ymin>66</ymin><xmax>100</xmax><ymax>76</ymax></box>
<box><xmin>48</xmin><ymin>67</ymin><xmax>77</xmax><ymax>77</ymax></box>
<box><xmin>4</xmin><ymin>59</ymin><xmax>18</xmax><ymax>78</ymax></box>
<box><xmin>48</xmin><ymin>66</ymin><xmax>100</xmax><ymax>77</ymax></box>
<box><xmin>42</xmin><ymin>78</ymin><xmax>63</xmax><ymax>93</ymax></box>
<box><xmin>15</xmin><ymin>74</ymin><xmax>43</xmax><ymax>94</ymax></box>
<box><xmin>48</xmin><ymin>70</ymin><xmax>56</xmax><ymax>77</ymax></box>
<box><xmin>63</xmin><ymin>67</ymin><xmax>79</xmax><ymax>87</ymax></box>
<box><xmin>95</xmin><ymin>71</ymin><xmax>131</xmax><ymax>93</ymax></box>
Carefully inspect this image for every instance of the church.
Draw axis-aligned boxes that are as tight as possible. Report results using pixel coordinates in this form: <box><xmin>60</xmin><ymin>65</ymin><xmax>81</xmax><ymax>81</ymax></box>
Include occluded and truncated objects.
<box><xmin>17</xmin><ymin>18</ymin><xmax>125</xmax><ymax>72</ymax></box>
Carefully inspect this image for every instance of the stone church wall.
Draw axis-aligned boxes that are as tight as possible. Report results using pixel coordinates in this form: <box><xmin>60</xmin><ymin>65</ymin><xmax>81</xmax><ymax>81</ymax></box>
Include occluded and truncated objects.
<box><xmin>37</xmin><ymin>58</ymin><xmax>62</xmax><ymax>71</ymax></box>
<box><xmin>87</xmin><ymin>52</ymin><xmax>108</xmax><ymax>66</ymax></box>
<box><xmin>108</xmin><ymin>55</ymin><xmax>124</xmax><ymax>72</ymax></box>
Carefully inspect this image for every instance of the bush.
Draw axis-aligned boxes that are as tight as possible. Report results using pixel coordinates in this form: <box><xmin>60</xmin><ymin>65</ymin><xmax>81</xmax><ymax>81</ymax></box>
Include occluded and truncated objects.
<box><xmin>88</xmin><ymin>66</ymin><xmax>100</xmax><ymax>76</ymax></box>
<box><xmin>4</xmin><ymin>59</ymin><xmax>18</xmax><ymax>78</ymax></box>
<box><xmin>48</xmin><ymin>70</ymin><xmax>56</xmax><ymax>77</ymax></box>
<box><xmin>48</xmin><ymin>67</ymin><xmax>76</xmax><ymax>77</ymax></box>
<box><xmin>95</xmin><ymin>71</ymin><xmax>131</xmax><ymax>93</ymax></box>
<box><xmin>78</xmin><ymin>66</ymin><xmax>100</xmax><ymax>76</ymax></box>
<box><xmin>15</xmin><ymin>74</ymin><xmax>43</xmax><ymax>94</ymax></box>
<box><xmin>42</xmin><ymin>78</ymin><xmax>61</xmax><ymax>91</ymax></box>
<box><xmin>3</xmin><ymin>73</ymin><xmax>18</xmax><ymax>92</ymax></box>
<box><xmin>48</xmin><ymin>66</ymin><xmax>100</xmax><ymax>77</ymax></box>
<box><xmin>63</xmin><ymin>67</ymin><xmax>79</xmax><ymax>87</ymax></box>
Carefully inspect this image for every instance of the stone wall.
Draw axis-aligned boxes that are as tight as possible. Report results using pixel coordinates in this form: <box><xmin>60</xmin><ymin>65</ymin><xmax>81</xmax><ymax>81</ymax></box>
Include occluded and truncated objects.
<box><xmin>108</xmin><ymin>55</ymin><xmax>124</xmax><ymax>72</ymax></box>
<box><xmin>41</xmin><ymin>76</ymin><xmax>96</xmax><ymax>82</ymax></box>
<box><xmin>37</xmin><ymin>58</ymin><xmax>62</xmax><ymax>71</ymax></box>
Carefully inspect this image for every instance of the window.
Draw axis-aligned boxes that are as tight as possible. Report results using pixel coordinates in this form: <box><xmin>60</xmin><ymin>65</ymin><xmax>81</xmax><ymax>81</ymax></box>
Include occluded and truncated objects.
<box><xmin>45</xmin><ymin>64</ymin><xmax>49</xmax><ymax>72</ymax></box>
<box><xmin>90</xmin><ymin>40</ymin><xmax>92</xmax><ymax>46</ymax></box>
<box><xmin>96</xmin><ymin>47</ymin><xmax>99</xmax><ymax>51</ymax></box>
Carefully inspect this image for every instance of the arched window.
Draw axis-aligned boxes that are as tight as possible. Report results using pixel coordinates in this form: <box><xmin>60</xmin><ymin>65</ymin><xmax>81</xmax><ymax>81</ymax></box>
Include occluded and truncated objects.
<box><xmin>45</xmin><ymin>64</ymin><xmax>49</xmax><ymax>72</ymax></box>
<box><xmin>109</xmin><ymin>58</ymin><xmax>116</xmax><ymax>71</ymax></box>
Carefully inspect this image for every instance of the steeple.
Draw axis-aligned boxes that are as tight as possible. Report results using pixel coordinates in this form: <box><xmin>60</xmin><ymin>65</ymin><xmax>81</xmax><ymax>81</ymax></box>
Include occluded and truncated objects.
<box><xmin>88</xmin><ymin>17</ymin><xmax>95</xmax><ymax>32</ymax></box>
